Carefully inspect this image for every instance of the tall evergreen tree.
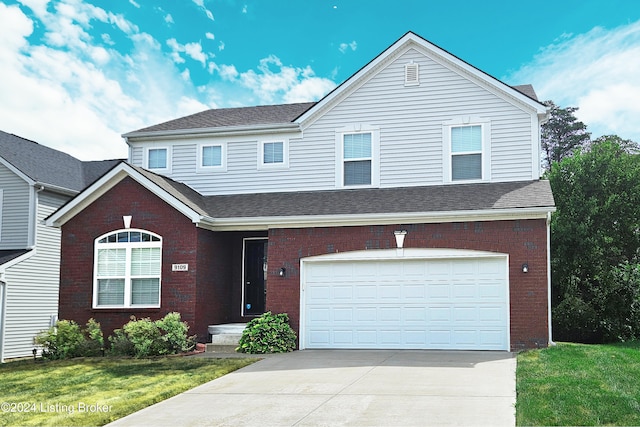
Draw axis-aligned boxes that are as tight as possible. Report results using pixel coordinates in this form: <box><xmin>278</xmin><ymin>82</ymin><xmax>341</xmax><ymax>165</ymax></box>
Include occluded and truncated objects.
<box><xmin>541</xmin><ymin>100</ymin><xmax>591</xmax><ymax>169</ymax></box>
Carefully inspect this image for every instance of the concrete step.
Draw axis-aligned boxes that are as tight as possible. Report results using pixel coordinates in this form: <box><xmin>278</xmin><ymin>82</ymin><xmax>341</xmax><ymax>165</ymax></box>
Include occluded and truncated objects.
<box><xmin>206</xmin><ymin>324</ymin><xmax>247</xmax><ymax>353</ymax></box>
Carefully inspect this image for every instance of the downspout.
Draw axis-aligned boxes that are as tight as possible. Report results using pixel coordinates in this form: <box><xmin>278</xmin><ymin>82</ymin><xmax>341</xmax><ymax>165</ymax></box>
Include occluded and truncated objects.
<box><xmin>27</xmin><ymin>185</ymin><xmax>46</xmax><ymax>249</ymax></box>
<box><xmin>547</xmin><ymin>211</ymin><xmax>555</xmax><ymax>346</ymax></box>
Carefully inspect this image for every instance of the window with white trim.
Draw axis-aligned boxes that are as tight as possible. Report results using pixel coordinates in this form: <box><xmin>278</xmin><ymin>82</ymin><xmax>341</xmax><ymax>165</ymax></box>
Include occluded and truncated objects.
<box><xmin>93</xmin><ymin>229</ymin><xmax>162</xmax><ymax>308</ymax></box>
<box><xmin>258</xmin><ymin>140</ymin><xmax>288</xmax><ymax>169</ymax></box>
<box><xmin>343</xmin><ymin>133</ymin><xmax>372</xmax><ymax>186</ymax></box>
<box><xmin>146</xmin><ymin>147</ymin><xmax>170</xmax><ymax>172</ymax></box>
<box><xmin>197</xmin><ymin>143</ymin><xmax>226</xmax><ymax>172</ymax></box>
<box><xmin>451</xmin><ymin>125</ymin><xmax>482</xmax><ymax>180</ymax></box>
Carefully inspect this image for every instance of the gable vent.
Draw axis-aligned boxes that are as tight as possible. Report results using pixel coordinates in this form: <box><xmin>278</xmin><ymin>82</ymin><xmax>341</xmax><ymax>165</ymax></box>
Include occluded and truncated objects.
<box><xmin>405</xmin><ymin>63</ymin><xmax>419</xmax><ymax>86</ymax></box>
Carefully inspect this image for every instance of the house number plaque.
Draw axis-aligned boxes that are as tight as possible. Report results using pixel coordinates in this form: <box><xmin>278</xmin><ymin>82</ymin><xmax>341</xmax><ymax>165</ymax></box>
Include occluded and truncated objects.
<box><xmin>172</xmin><ymin>263</ymin><xmax>189</xmax><ymax>272</ymax></box>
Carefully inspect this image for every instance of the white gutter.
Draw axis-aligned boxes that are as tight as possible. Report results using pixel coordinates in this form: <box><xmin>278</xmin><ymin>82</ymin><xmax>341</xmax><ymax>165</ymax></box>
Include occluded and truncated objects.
<box><xmin>197</xmin><ymin>206</ymin><xmax>557</xmax><ymax>231</ymax></box>
<box><xmin>547</xmin><ymin>211</ymin><xmax>556</xmax><ymax>346</ymax></box>
<box><xmin>123</xmin><ymin>123</ymin><xmax>301</xmax><ymax>141</ymax></box>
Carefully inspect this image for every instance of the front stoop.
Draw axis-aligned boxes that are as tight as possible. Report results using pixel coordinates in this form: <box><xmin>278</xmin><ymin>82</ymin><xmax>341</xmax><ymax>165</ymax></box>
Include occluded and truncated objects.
<box><xmin>206</xmin><ymin>323</ymin><xmax>247</xmax><ymax>353</ymax></box>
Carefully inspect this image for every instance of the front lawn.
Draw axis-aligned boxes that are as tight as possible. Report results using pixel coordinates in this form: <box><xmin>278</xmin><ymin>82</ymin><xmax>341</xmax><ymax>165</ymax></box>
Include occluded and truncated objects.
<box><xmin>517</xmin><ymin>341</ymin><xmax>640</xmax><ymax>426</ymax></box>
<box><xmin>0</xmin><ymin>356</ymin><xmax>256</xmax><ymax>426</ymax></box>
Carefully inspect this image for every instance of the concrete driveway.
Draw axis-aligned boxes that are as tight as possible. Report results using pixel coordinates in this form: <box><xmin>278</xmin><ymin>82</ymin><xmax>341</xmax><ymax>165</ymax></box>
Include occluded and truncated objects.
<box><xmin>108</xmin><ymin>350</ymin><xmax>516</xmax><ymax>426</ymax></box>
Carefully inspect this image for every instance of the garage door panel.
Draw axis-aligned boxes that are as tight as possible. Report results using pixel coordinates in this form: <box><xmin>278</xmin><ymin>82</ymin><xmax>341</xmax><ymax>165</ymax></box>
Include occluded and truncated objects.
<box><xmin>303</xmin><ymin>256</ymin><xmax>508</xmax><ymax>350</ymax></box>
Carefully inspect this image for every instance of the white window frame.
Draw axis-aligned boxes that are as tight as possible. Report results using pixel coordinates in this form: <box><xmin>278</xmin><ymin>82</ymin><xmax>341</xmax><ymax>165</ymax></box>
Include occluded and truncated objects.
<box><xmin>335</xmin><ymin>126</ymin><xmax>380</xmax><ymax>188</ymax></box>
<box><xmin>197</xmin><ymin>142</ymin><xmax>227</xmax><ymax>173</ymax></box>
<box><xmin>93</xmin><ymin>229</ymin><xmax>162</xmax><ymax>309</ymax></box>
<box><xmin>442</xmin><ymin>118</ymin><xmax>491</xmax><ymax>183</ymax></box>
<box><xmin>145</xmin><ymin>146</ymin><xmax>172</xmax><ymax>173</ymax></box>
<box><xmin>257</xmin><ymin>140</ymin><xmax>289</xmax><ymax>170</ymax></box>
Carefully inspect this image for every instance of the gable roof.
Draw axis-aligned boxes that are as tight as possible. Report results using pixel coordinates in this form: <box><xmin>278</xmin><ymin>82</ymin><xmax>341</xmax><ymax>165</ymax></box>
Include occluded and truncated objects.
<box><xmin>47</xmin><ymin>161</ymin><xmax>555</xmax><ymax>231</ymax></box>
<box><xmin>122</xmin><ymin>32</ymin><xmax>545</xmax><ymax>139</ymax></box>
<box><xmin>0</xmin><ymin>131</ymin><xmax>122</xmax><ymax>194</ymax></box>
<box><xmin>123</xmin><ymin>102</ymin><xmax>315</xmax><ymax>138</ymax></box>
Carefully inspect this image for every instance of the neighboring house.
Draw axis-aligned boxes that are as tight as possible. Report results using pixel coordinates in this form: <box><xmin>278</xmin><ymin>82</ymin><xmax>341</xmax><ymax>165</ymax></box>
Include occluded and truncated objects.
<box><xmin>46</xmin><ymin>32</ymin><xmax>555</xmax><ymax>351</ymax></box>
<box><xmin>0</xmin><ymin>131</ymin><xmax>120</xmax><ymax>361</ymax></box>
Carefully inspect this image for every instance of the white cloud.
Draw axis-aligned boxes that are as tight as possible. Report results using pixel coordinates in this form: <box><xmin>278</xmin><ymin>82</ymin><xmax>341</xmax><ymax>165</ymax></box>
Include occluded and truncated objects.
<box><xmin>205</xmin><ymin>32</ymin><xmax>214</xmax><ymax>40</ymax></box>
<box><xmin>166</xmin><ymin>38</ymin><xmax>207</xmax><ymax>66</ymax></box>
<box><xmin>224</xmin><ymin>55</ymin><xmax>336</xmax><ymax>104</ymax></box>
<box><xmin>0</xmin><ymin>2</ymin><xmax>209</xmax><ymax>160</ymax></box>
<box><xmin>509</xmin><ymin>20</ymin><xmax>640</xmax><ymax>142</ymax></box>
<box><xmin>339</xmin><ymin>40</ymin><xmax>357</xmax><ymax>53</ymax></box>
<box><xmin>164</xmin><ymin>13</ymin><xmax>174</xmax><ymax>24</ymax></box>
<box><xmin>242</xmin><ymin>4</ymin><xmax>247</xmax><ymax>14</ymax></box>
<box><xmin>192</xmin><ymin>0</ymin><xmax>214</xmax><ymax>21</ymax></box>
<box><xmin>129</xmin><ymin>0</ymin><xmax>140</xmax><ymax>8</ymax></box>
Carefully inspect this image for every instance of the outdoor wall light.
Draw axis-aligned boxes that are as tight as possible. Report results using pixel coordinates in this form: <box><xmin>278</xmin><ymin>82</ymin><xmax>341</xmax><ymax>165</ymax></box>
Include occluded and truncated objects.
<box><xmin>522</xmin><ymin>263</ymin><xmax>529</xmax><ymax>273</ymax></box>
<box><xmin>279</xmin><ymin>267</ymin><xmax>286</xmax><ymax>277</ymax></box>
<box><xmin>394</xmin><ymin>230</ymin><xmax>408</xmax><ymax>249</ymax></box>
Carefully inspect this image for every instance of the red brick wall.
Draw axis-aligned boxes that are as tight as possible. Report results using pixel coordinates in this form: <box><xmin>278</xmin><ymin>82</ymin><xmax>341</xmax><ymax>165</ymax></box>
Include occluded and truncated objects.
<box><xmin>59</xmin><ymin>177</ymin><xmax>202</xmax><ymax>339</ymax></box>
<box><xmin>266</xmin><ymin>220</ymin><xmax>549</xmax><ymax>351</ymax></box>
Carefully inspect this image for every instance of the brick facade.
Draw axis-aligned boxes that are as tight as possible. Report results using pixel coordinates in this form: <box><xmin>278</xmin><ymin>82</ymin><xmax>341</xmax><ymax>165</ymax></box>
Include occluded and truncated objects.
<box><xmin>59</xmin><ymin>177</ymin><xmax>549</xmax><ymax>351</ymax></box>
<box><xmin>266</xmin><ymin>221</ymin><xmax>549</xmax><ymax>351</ymax></box>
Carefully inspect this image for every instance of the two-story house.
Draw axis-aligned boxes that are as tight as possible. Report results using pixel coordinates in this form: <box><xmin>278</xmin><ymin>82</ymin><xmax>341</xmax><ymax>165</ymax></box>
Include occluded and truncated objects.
<box><xmin>46</xmin><ymin>32</ymin><xmax>555</xmax><ymax>351</ymax></box>
<box><xmin>0</xmin><ymin>131</ymin><xmax>119</xmax><ymax>361</ymax></box>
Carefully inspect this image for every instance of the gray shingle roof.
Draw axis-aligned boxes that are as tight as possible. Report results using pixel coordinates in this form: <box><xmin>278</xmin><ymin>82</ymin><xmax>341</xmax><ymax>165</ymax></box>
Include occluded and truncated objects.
<box><xmin>126</xmin><ymin>102</ymin><xmax>316</xmax><ymax>135</ymax></box>
<box><xmin>201</xmin><ymin>180</ymin><xmax>554</xmax><ymax>218</ymax></box>
<box><xmin>0</xmin><ymin>131</ymin><xmax>122</xmax><ymax>192</ymax></box>
<box><xmin>133</xmin><ymin>167</ymin><xmax>554</xmax><ymax>219</ymax></box>
<box><xmin>512</xmin><ymin>84</ymin><xmax>539</xmax><ymax>101</ymax></box>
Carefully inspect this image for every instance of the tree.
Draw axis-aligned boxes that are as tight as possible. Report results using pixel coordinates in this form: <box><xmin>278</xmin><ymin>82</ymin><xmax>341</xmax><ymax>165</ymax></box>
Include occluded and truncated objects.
<box><xmin>549</xmin><ymin>136</ymin><xmax>640</xmax><ymax>342</ymax></box>
<box><xmin>541</xmin><ymin>101</ymin><xmax>591</xmax><ymax>169</ymax></box>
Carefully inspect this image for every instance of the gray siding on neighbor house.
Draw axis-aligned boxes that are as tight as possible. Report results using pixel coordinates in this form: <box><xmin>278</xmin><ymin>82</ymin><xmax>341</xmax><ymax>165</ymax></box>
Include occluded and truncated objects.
<box><xmin>128</xmin><ymin>48</ymin><xmax>537</xmax><ymax>196</ymax></box>
<box><xmin>2</xmin><ymin>191</ymin><xmax>67</xmax><ymax>360</ymax></box>
<box><xmin>0</xmin><ymin>163</ymin><xmax>31</xmax><ymax>249</ymax></box>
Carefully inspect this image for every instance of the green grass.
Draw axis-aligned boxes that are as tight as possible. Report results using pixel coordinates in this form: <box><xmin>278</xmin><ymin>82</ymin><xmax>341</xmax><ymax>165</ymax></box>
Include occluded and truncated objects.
<box><xmin>0</xmin><ymin>356</ymin><xmax>256</xmax><ymax>426</ymax></box>
<box><xmin>516</xmin><ymin>341</ymin><xmax>640</xmax><ymax>426</ymax></box>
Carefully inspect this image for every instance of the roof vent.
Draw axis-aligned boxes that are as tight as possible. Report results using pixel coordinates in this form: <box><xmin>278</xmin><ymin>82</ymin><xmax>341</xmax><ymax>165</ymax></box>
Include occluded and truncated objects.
<box><xmin>405</xmin><ymin>62</ymin><xmax>419</xmax><ymax>86</ymax></box>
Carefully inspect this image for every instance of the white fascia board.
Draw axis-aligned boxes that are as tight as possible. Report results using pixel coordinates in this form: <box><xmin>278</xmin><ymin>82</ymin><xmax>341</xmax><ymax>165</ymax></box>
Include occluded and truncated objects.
<box><xmin>45</xmin><ymin>163</ymin><xmax>204</xmax><ymax>228</ymax></box>
<box><xmin>123</xmin><ymin>123</ymin><xmax>301</xmax><ymax>141</ymax></box>
<box><xmin>0</xmin><ymin>250</ymin><xmax>34</xmax><ymax>272</ymax></box>
<box><xmin>197</xmin><ymin>206</ymin><xmax>556</xmax><ymax>231</ymax></box>
<box><xmin>0</xmin><ymin>157</ymin><xmax>34</xmax><ymax>186</ymax></box>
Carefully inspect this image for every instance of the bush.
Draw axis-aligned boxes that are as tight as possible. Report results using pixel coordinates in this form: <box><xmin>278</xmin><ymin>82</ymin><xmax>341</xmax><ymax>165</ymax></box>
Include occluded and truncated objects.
<box><xmin>35</xmin><ymin>319</ymin><xmax>105</xmax><ymax>359</ymax></box>
<box><xmin>237</xmin><ymin>312</ymin><xmax>297</xmax><ymax>354</ymax></box>
<box><xmin>110</xmin><ymin>313</ymin><xmax>196</xmax><ymax>357</ymax></box>
<box><xmin>156</xmin><ymin>312</ymin><xmax>196</xmax><ymax>354</ymax></box>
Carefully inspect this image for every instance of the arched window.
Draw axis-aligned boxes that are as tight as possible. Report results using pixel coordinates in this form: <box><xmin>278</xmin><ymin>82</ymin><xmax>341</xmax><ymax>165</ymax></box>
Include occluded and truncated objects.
<box><xmin>93</xmin><ymin>229</ymin><xmax>162</xmax><ymax>308</ymax></box>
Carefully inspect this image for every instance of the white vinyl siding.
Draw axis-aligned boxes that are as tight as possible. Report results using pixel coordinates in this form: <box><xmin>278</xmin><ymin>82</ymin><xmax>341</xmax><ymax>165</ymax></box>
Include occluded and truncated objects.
<box><xmin>0</xmin><ymin>164</ymin><xmax>30</xmax><ymax>249</ymax></box>
<box><xmin>126</xmin><ymin>47</ymin><xmax>537</xmax><ymax>195</ymax></box>
<box><xmin>1</xmin><ymin>191</ymin><xmax>67</xmax><ymax>361</ymax></box>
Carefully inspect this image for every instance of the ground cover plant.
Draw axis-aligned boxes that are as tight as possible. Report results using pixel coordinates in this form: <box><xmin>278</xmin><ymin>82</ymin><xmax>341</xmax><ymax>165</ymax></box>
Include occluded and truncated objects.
<box><xmin>0</xmin><ymin>356</ymin><xmax>256</xmax><ymax>426</ymax></box>
<box><xmin>516</xmin><ymin>341</ymin><xmax>640</xmax><ymax>426</ymax></box>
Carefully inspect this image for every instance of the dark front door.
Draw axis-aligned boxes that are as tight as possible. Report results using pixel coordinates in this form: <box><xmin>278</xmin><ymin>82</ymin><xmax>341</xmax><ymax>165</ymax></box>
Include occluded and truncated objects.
<box><xmin>243</xmin><ymin>239</ymin><xmax>267</xmax><ymax>316</ymax></box>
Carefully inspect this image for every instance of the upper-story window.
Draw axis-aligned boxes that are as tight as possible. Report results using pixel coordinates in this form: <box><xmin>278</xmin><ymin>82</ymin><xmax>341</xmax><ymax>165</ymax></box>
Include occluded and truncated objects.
<box><xmin>93</xmin><ymin>229</ymin><xmax>162</xmax><ymax>309</ymax></box>
<box><xmin>451</xmin><ymin>125</ymin><xmax>482</xmax><ymax>180</ymax></box>
<box><xmin>336</xmin><ymin>126</ymin><xmax>380</xmax><ymax>188</ymax></box>
<box><xmin>197</xmin><ymin>143</ymin><xmax>227</xmax><ymax>172</ymax></box>
<box><xmin>344</xmin><ymin>133</ymin><xmax>372</xmax><ymax>186</ymax></box>
<box><xmin>258</xmin><ymin>140</ymin><xmax>288</xmax><ymax>169</ymax></box>
<box><xmin>443</xmin><ymin>119</ymin><xmax>491</xmax><ymax>183</ymax></box>
<box><xmin>146</xmin><ymin>147</ymin><xmax>171</xmax><ymax>173</ymax></box>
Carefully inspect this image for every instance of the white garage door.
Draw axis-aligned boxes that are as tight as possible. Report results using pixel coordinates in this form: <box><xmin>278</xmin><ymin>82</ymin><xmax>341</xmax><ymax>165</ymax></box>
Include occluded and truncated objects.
<box><xmin>301</xmin><ymin>254</ymin><xmax>509</xmax><ymax>350</ymax></box>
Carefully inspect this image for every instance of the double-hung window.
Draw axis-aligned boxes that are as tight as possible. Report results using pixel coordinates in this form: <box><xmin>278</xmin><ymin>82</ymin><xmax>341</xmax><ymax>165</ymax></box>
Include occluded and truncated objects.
<box><xmin>451</xmin><ymin>125</ymin><xmax>482</xmax><ymax>180</ymax></box>
<box><xmin>94</xmin><ymin>230</ymin><xmax>162</xmax><ymax>308</ymax></box>
<box><xmin>343</xmin><ymin>133</ymin><xmax>372</xmax><ymax>186</ymax></box>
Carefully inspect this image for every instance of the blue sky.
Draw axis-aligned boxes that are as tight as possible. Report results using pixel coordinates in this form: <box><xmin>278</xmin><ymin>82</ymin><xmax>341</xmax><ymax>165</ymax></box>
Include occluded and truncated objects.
<box><xmin>1</xmin><ymin>0</ymin><xmax>639</xmax><ymax>160</ymax></box>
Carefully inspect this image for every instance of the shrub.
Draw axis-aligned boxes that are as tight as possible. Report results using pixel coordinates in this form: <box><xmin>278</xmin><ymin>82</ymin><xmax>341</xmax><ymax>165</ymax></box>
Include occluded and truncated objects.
<box><xmin>237</xmin><ymin>312</ymin><xmax>297</xmax><ymax>354</ymax></box>
<box><xmin>156</xmin><ymin>312</ymin><xmax>196</xmax><ymax>353</ymax></box>
<box><xmin>110</xmin><ymin>313</ymin><xmax>195</xmax><ymax>357</ymax></box>
<box><xmin>35</xmin><ymin>319</ymin><xmax>99</xmax><ymax>360</ymax></box>
<box><xmin>35</xmin><ymin>320</ymin><xmax>83</xmax><ymax>359</ymax></box>
<box><xmin>122</xmin><ymin>316</ymin><xmax>165</xmax><ymax>357</ymax></box>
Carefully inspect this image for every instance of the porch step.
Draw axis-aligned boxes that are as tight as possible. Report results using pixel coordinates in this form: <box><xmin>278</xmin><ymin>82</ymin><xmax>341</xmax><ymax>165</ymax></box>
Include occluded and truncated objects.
<box><xmin>206</xmin><ymin>323</ymin><xmax>247</xmax><ymax>353</ymax></box>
